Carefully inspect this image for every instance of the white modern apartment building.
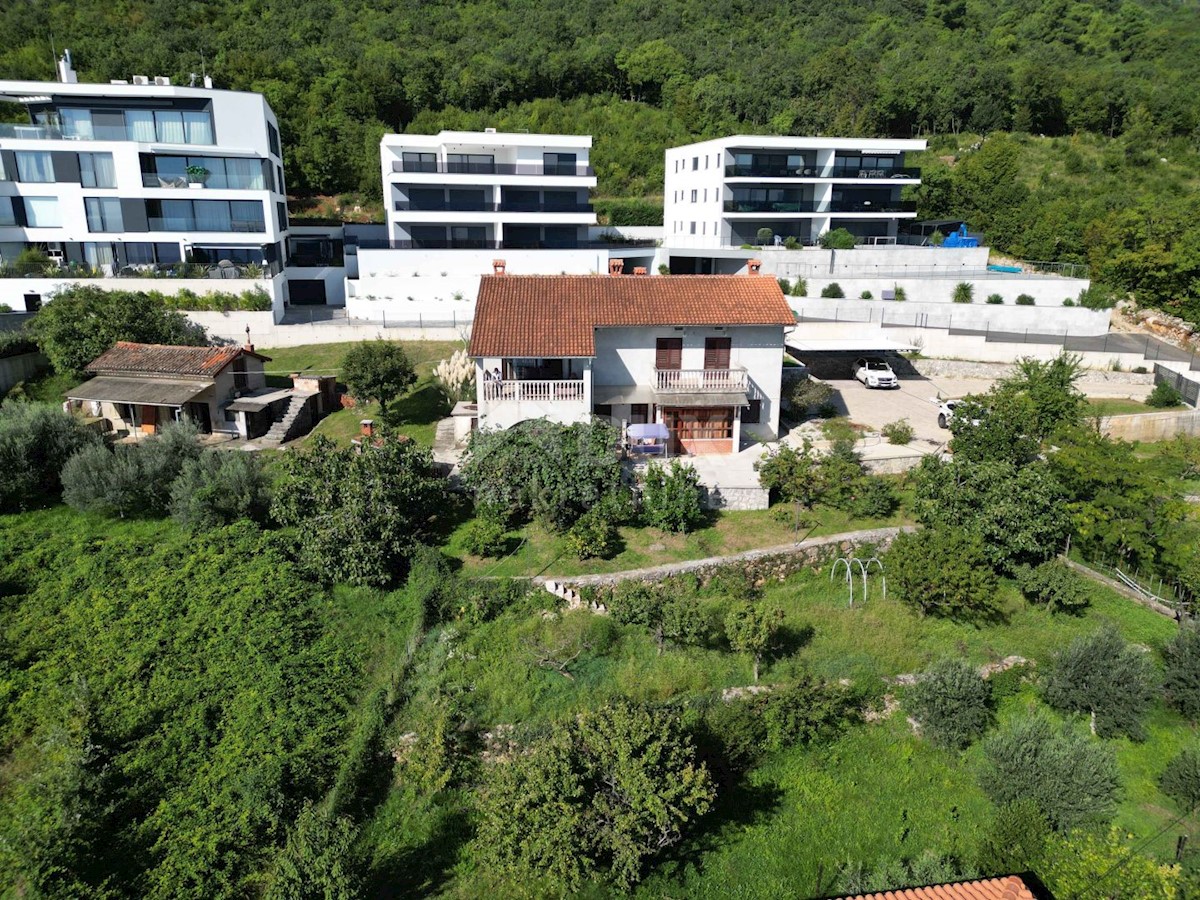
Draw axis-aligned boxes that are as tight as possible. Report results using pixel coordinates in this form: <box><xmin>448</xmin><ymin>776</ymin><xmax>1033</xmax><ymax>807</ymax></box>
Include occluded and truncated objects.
<box><xmin>0</xmin><ymin>53</ymin><xmax>290</xmax><ymax>312</ymax></box>
<box><xmin>380</xmin><ymin>129</ymin><xmax>597</xmax><ymax>250</ymax></box>
<box><xmin>663</xmin><ymin>136</ymin><xmax>926</xmax><ymax>250</ymax></box>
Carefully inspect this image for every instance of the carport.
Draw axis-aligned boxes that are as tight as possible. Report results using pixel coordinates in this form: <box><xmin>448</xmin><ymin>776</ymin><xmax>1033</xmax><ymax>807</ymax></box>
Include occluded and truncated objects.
<box><xmin>785</xmin><ymin>337</ymin><xmax>917</xmax><ymax>380</ymax></box>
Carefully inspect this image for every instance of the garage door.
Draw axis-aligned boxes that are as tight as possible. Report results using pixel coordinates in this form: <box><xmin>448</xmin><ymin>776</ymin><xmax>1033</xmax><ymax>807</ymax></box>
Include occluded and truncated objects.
<box><xmin>289</xmin><ymin>279</ymin><xmax>327</xmax><ymax>305</ymax></box>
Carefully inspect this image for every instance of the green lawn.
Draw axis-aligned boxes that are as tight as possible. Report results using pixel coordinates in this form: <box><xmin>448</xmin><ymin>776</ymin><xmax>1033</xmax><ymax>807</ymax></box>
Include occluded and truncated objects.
<box><xmin>258</xmin><ymin>339</ymin><xmax>466</xmax><ymax>448</ymax></box>
<box><xmin>1087</xmin><ymin>397</ymin><xmax>1184</xmax><ymax>416</ymax></box>
<box><xmin>446</xmin><ymin>499</ymin><xmax>914</xmax><ymax>579</ymax></box>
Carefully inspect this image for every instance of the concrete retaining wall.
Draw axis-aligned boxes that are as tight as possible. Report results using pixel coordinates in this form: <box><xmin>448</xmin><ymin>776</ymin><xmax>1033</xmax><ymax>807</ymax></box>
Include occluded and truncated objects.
<box><xmin>794</xmin><ymin>276</ymin><xmax>1090</xmax><ymax>307</ymax></box>
<box><xmin>183</xmin><ymin>310</ymin><xmax>468</xmax><ymax>347</ymax></box>
<box><xmin>0</xmin><ymin>351</ymin><xmax>47</xmax><ymax>393</ymax></box>
<box><xmin>910</xmin><ymin>358</ymin><xmax>1155</xmax><ymax>385</ymax></box>
<box><xmin>1100</xmin><ymin>410</ymin><xmax>1200</xmax><ymax>442</ymax></box>
<box><xmin>792</xmin><ymin>297</ymin><xmax>1110</xmax><ymax>335</ymax></box>
<box><xmin>0</xmin><ymin>276</ymin><xmax>284</xmax><ymax>318</ymax></box>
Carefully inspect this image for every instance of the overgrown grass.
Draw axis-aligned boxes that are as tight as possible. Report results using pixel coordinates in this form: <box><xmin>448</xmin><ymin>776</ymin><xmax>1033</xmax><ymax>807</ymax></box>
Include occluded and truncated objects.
<box><xmin>1087</xmin><ymin>396</ymin><xmax>1184</xmax><ymax>416</ymax></box>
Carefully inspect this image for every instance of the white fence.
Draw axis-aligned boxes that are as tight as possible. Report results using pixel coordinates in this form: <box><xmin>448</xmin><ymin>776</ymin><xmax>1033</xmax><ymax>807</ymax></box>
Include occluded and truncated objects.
<box><xmin>483</xmin><ymin>380</ymin><xmax>585</xmax><ymax>402</ymax></box>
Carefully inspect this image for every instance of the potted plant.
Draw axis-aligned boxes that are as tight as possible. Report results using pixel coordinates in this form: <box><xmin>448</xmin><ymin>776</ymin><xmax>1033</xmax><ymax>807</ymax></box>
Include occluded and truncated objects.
<box><xmin>186</xmin><ymin>164</ymin><xmax>209</xmax><ymax>188</ymax></box>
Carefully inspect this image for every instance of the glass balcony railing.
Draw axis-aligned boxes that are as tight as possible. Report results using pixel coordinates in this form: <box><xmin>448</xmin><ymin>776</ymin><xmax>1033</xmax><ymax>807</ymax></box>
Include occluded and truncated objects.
<box><xmin>826</xmin><ymin>166</ymin><xmax>921</xmax><ymax>179</ymax></box>
<box><xmin>724</xmin><ymin>164</ymin><xmax>921</xmax><ymax>179</ymax></box>
<box><xmin>723</xmin><ymin>201</ymin><xmax>821</xmax><ymax>213</ymax></box>
<box><xmin>142</xmin><ymin>173</ymin><xmax>266</xmax><ymax>190</ymax></box>
<box><xmin>829</xmin><ymin>200</ymin><xmax>917</xmax><ymax>213</ymax></box>
<box><xmin>148</xmin><ymin>217</ymin><xmax>266</xmax><ymax>233</ymax></box>
<box><xmin>393</xmin><ymin>201</ymin><xmax>593</xmax><ymax>213</ymax></box>
<box><xmin>391</xmin><ymin>161</ymin><xmax>594</xmax><ymax>177</ymax></box>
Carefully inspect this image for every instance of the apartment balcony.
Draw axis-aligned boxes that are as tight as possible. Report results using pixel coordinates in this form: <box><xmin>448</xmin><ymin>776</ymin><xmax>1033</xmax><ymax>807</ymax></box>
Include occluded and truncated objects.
<box><xmin>392</xmin><ymin>201</ymin><xmax>593</xmax><ymax>213</ymax></box>
<box><xmin>655</xmin><ymin>368</ymin><xmax>747</xmax><ymax>393</ymax></box>
<box><xmin>142</xmin><ymin>173</ymin><xmax>266</xmax><ymax>190</ymax></box>
<box><xmin>829</xmin><ymin>200</ymin><xmax>917</xmax><ymax>214</ymax></box>
<box><xmin>724</xmin><ymin>201</ymin><xmax>821</xmax><ymax>214</ymax></box>
<box><xmin>355</xmin><ymin>237</ymin><xmax>656</xmax><ymax>250</ymax></box>
<box><xmin>390</xmin><ymin>160</ymin><xmax>595</xmax><ymax>177</ymax></box>
<box><xmin>483</xmin><ymin>379</ymin><xmax>585</xmax><ymax>403</ymax></box>
<box><xmin>724</xmin><ymin>164</ymin><xmax>920</xmax><ymax>180</ymax></box>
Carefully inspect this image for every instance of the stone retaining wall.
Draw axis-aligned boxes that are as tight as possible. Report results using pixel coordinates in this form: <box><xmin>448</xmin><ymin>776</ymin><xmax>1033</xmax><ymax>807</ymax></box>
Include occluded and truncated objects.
<box><xmin>701</xmin><ymin>485</ymin><xmax>769</xmax><ymax>511</ymax></box>
<box><xmin>538</xmin><ymin>525</ymin><xmax>913</xmax><ymax>589</ymax></box>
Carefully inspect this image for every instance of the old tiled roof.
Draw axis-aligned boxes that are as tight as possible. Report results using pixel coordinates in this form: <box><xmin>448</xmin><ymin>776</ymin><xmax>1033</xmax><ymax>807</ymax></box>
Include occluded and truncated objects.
<box><xmin>836</xmin><ymin>875</ymin><xmax>1037</xmax><ymax>900</ymax></box>
<box><xmin>468</xmin><ymin>275</ymin><xmax>795</xmax><ymax>358</ymax></box>
<box><xmin>86</xmin><ymin>342</ymin><xmax>270</xmax><ymax>378</ymax></box>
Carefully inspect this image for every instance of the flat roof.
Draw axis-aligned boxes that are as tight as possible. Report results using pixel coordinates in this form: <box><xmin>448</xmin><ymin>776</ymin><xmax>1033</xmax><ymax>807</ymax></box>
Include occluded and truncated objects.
<box><xmin>382</xmin><ymin>130</ymin><xmax>591</xmax><ymax>149</ymax></box>
<box><xmin>68</xmin><ymin>376</ymin><xmax>213</xmax><ymax>406</ymax></box>
<box><xmin>786</xmin><ymin>338</ymin><xmax>918</xmax><ymax>353</ymax></box>
<box><xmin>668</xmin><ymin>134</ymin><xmax>927</xmax><ymax>154</ymax></box>
<box><xmin>0</xmin><ymin>79</ymin><xmax>265</xmax><ymax>104</ymax></box>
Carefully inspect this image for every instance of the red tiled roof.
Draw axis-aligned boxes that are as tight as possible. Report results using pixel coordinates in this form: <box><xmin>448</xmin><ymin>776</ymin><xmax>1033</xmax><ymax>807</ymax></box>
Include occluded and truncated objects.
<box><xmin>468</xmin><ymin>275</ymin><xmax>795</xmax><ymax>358</ymax></box>
<box><xmin>86</xmin><ymin>342</ymin><xmax>270</xmax><ymax>378</ymax></box>
<box><xmin>836</xmin><ymin>875</ymin><xmax>1037</xmax><ymax>900</ymax></box>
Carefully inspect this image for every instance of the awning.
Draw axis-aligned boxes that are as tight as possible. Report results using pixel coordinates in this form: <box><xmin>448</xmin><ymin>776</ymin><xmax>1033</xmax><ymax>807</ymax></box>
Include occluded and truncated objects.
<box><xmin>627</xmin><ymin>422</ymin><xmax>669</xmax><ymax>440</ymax></box>
<box><xmin>786</xmin><ymin>338</ymin><xmax>917</xmax><ymax>353</ymax></box>
<box><xmin>593</xmin><ymin>384</ymin><xmax>658</xmax><ymax>405</ymax></box>
<box><xmin>68</xmin><ymin>376</ymin><xmax>212</xmax><ymax>406</ymax></box>
<box><xmin>659</xmin><ymin>392</ymin><xmax>749</xmax><ymax>408</ymax></box>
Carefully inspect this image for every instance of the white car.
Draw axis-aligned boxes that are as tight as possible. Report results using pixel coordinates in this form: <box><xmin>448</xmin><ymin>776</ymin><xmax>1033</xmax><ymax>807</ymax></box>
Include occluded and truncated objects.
<box><xmin>937</xmin><ymin>399</ymin><xmax>985</xmax><ymax>429</ymax></box>
<box><xmin>852</xmin><ymin>357</ymin><xmax>898</xmax><ymax>389</ymax></box>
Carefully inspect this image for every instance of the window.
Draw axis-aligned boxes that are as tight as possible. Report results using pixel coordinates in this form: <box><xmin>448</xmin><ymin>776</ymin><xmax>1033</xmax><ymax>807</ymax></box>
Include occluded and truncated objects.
<box><xmin>15</xmin><ymin>151</ymin><xmax>54</xmax><ymax>182</ymax></box>
<box><xmin>230</xmin><ymin>200</ymin><xmax>265</xmax><ymax>231</ymax></box>
<box><xmin>124</xmin><ymin>110</ymin><xmax>156</xmax><ymax>141</ymax></box>
<box><xmin>447</xmin><ymin>153</ymin><xmax>494</xmax><ymax>174</ymax></box>
<box><xmin>268</xmin><ymin>122</ymin><xmax>281</xmax><ymax>157</ymax></box>
<box><xmin>276</xmin><ymin>165</ymin><xmax>284</xmax><ymax>195</ymax></box>
<box><xmin>630</xmin><ymin>403</ymin><xmax>649</xmax><ymax>425</ymax></box>
<box><xmin>79</xmin><ymin>152</ymin><xmax>116</xmax><ymax>188</ymax></box>
<box><xmin>690</xmin><ymin>189</ymin><xmax>697</xmax><ymax>202</ymax></box>
<box><xmin>655</xmin><ymin>338</ymin><xmax>683</xmax><ymax>370</ymax></box>
<box><xmin>145</xmin><ymin>199</ymin><xmax>265</xmax><ymax>232</ymax></box>
<box><xmin>154</xmin><ymin>110</ymin><xmax>186</xmax><ymax>143</ymax></box>
<box><xmin>593</xmin><ymin>404</ymin><xmax>613</xmax><ymax>418</ymax></box>
<box><xmin>82</xmin><ymin>242</ymin><xmax>115</xmax><ymax>269</ymax></box>
<box><xmin>689</xmin><ymin>222</ymin><xmax>696</xmax><ymax>235</ymax></box>
<box><xmin>0</xmin><ymin>197</ymin><xmax>15</xmax><ymax>226</ymax></box>
<box><xmin>543</xmin><ymin>152</ymin><xmax>577</xmax><ymax>175</ymax></box>
<box><xmin>742</xmin><ymin>399</ymin><xmax>762</xmax><ymax>424</ymax></box>
<box><xmin>692</xmin><ymin>156</ymin><xmax>698</xmax><ymax>170</ymax></box>
<box><xmin>23</xmin><ymin>197</ymin><xmax>60</xmax><ymax>227</ymax></box>
<box><xmin>702</xmin><ymin>222</ymin><xmax>706</xmax><ymax>235</ymax></box>
<box><xmin>85</xmin><ymin>197</ymin><xmax>124</xmax><ymax>232</ymax></box>
<box><xmin>0</xmin><ymin>155</ymin><xmax>6</xmax><ymax>181</ymax></box>
<box><xmin>703</xmin><ymin>337</ymin><xmax>731</xmax><ymax>370</ymax></box>
<box><xmin>276</xmin><ymin>201</ymin><xmax>287</xmax><ymax>231</ymax></box>
<box><xmin>183</xmin><ymin>111</ymin><xmax>214</xmax><ymax>145</ymax></box>
<box><xmin>705</xmin><ymin>155</ymin><xmax>709</xmax><ymax>169</ymax></box>
<box><xmin>402</xmin><ymin>151</ymin><xmax>436</xmax><ymax>173</ymax></box>
<box><xmin>61</xmin><ymin>108</ymin><xmax>94</xmax><ymax>139</ymax></box>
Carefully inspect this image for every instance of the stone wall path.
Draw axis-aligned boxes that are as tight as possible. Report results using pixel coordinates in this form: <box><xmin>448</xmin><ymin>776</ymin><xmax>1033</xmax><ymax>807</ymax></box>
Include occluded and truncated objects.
<box><xmin>535</xmin><ymin>525</ymin><xmax>914</xmax><ymax>590</ymax></box>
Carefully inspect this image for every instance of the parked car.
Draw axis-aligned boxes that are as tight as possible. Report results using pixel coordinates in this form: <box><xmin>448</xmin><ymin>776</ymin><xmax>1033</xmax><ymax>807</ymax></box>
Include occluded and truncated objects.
<box><xmin>937</xmin><ymin>399</ymin><xmax>985</xmax><ymax>429</ymax></box>
<box><xmin>852</xmin><ymin>357</ymin><xmax>899</xmax><ymax>389</ymax></box>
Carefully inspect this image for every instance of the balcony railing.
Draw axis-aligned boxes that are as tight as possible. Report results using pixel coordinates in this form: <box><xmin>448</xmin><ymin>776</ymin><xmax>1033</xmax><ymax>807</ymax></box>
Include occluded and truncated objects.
<box><xmin>147</xmin><ymin>217</ymin><xmax>266</xmax><ymax>233</ymax></box>
<box><xmin>483</xmin><ymin>380</ymin><xmax>585</xmax><ymax>403</ymax></box>
<box><xmin>724</xmin><ymin>164</ymin><xmax>920</xmax><ymax>180</ymax></box>
<box><xmin>829</xmin><ymin>200</ymin><xmax>917</xmax><ymax>213</ymax></box>
<box><xmin>655</xmin><ymin>368</ymin><xmax>748</xmax><ymax>393</ymax></box>
<box><xmin>391</xmin><ymin>161</ymin><xmax>595</xmax><ymax>177</ymax></box>
<box><xmin>724</xmin><ymin>201</ymin><xmax>821</xmax><ymax>213</ymax></box>
<box><xmin>392</xmin><ymin>201</ymin><xmax>593</xmax><ymax>213</ymax></box>
<box><xmin>142</xmin><ymin>173</ymin><xmax>266</xmax><ymax>190</ymax></box>
<box><xmin>355</xmin><ymin>237</ymin><xmax>656</xmax><ymax>250</ymax></box>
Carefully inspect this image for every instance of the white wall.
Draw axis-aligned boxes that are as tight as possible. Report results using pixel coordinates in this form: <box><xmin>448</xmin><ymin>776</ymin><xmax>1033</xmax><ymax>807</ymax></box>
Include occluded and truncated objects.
<box><xmin>283</xmin><ymin>266</ymin><xmax>346</xmax><ymax>305</ymax></box>
<box><xmin>345</xmin><ymin>275</ymin><xmax>478</xmax><ymax>324</ymax></box>
<box><xmin>183</xmin><ymin>310</ymin><xmax>468</xmax><ymax>347</ymax></box>
<box><xmin>790</xmin><ymin>296</ymin><xmax>1109</xmax><ymax>334</ymax></box>
<box><xmin>794</xmin><ymin>275</ymin><xmax>1091</xmax><ymax>307</ymax></box>
<box><xmin>0</xmin><ymin>275</ymin><xmax>284</xmax><ymax>316</ymax></box>
<box><xmin>760</xmin><ymin>245</ymin><xmax>990</xmax><ymax>274</ymax></box>
<box><xmin>592</xmin><ymin>324</ymin><xmax>785</xmax><ymax>439</ymax></box>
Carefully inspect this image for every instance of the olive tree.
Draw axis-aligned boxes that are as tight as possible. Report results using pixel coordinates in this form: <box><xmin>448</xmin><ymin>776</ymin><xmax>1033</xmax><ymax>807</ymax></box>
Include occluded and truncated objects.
<box><xmin>725</xmin><ymin>602</ymin><xmax>784</xmax><ymax>682</ymax></box>
<box><xmin>908</xmin><ymin>658</ymin><xmax>993</xmax><ymax>749</ymax></box>
<box><xmin>1042</xmin><ymin>626</ymin><xmax>1156</xmax><ymax>740</ymax></box>
<box><xmin>1163</xmin><ymin>623</ymin><xmax>1200</xmax><ymax>721</ymax></box>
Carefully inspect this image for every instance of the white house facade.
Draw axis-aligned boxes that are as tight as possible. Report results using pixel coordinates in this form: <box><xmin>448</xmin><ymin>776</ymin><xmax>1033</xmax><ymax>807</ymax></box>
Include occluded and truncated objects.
<box><xmin>467</xmin><ymin>271</ymin><xmax>794</xmax><ymax>455</ymax></box>
<box><xmin>0</xmin><ymin>53</ymin><xmax>290</xmax><ymax>313</ymax></box>
<box><xmin>663</xmin><ymin>135</ymin><xmax>926</xmax><ymax>250</ymax></box>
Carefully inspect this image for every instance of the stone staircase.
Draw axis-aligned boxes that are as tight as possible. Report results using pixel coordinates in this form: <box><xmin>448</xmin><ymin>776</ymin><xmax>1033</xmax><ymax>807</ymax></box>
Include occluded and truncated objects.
<box><xmin>262</xmin><ymin>394</ymin><xmax>310</xmax><ymax>444</ymax></box>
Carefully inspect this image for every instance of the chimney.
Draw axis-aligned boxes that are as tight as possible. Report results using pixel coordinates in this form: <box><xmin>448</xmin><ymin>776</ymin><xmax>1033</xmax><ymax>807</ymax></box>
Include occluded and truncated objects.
<box><xmin>243</xmin><ymin>325</ymin><xmax>254</xmax><ymax>353</ymax></box>
<box><xmin>203</xmin><ymin>75</ymin><xmax>213</xmax><ymax>89</ymax></box>
<box><xmin>57</xmin><ymin>49</ymin><xmax>78</xmax><ymax>84</ymax></box>
<box><xmin>492</xmin><ymin>259</ymin><xmax>506</xmax><ymax>275</ymax></box>
<box><xmin>608</xmin><ymin>258</ymin><xmax>625</xmax><ymax>276</ymax></box>
<box><xmin>360</xmin><ymin>419</ymin><xmax>375</xmax><ymax>438</ymax></box>
<box><xmin>632</xmin><ymin>266</ymin><xmax>648</xmax><ymax>276</ymax></box>
<box><xmin>747</xmin><ymin>259</ymin><xmax>763</xmax><ymax>275</ymax></box>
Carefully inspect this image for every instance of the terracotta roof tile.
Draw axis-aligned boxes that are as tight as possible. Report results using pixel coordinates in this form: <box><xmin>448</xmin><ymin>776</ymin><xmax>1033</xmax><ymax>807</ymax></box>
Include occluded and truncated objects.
<box><xmin>834</xmin><ymin>876</ymin><xmax>1037</xmax><ymax>900</ymax></box>
<box><xmin>468</xmin><ymin>274</ymin><xmax>795</xmax><ymax>358</ymax></box>
<box><xmin>86</xmin><ymin>342</ymin><xmax>270</xmax><ymax>378</ymax></box>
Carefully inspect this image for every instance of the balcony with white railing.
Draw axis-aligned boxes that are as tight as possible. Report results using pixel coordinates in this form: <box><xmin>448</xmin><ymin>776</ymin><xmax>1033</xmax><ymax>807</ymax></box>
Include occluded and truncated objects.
<box><xmin>654</xmin><ymin>368</ymin><xmax>748</xmax><ymax>394</ymax></box>
<box><xmin>482</xmin><ymin>379</ymin><xmax>586</xmax><ymax>403</ymax></box>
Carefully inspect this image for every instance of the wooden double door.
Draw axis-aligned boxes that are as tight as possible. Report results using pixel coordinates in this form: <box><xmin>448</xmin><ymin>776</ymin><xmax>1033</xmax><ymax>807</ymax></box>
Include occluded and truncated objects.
<box><xmin>663</xmin><ymin>406</ymin><xmax>734</xmax><ymax>455</ymax></box>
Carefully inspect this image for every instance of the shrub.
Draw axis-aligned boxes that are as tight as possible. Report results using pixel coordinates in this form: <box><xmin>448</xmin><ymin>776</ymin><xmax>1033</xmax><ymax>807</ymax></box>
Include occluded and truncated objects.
<box><xmin>462</xmin><ymin>518</ymin><xmax>509</xmax><ymax>558</ymax></box>
<box><xmin>1161</xmin><ymin>745</ymin><xmax>1200</xmax><ymax>811</ymax></box>
<box><xmin>881</xmin><ymin>418</ymin><xmax>915</xmax><ymax>445</ymax></box>
<box><xmin>756</xmin><ymin>227</ymin><xmax>774</xmax><ymax>245</ymax></box>
<box><xmin>1077</xmin><ymin>283</ymin><xmax>1119</xmax><ymax>310</ymax></box>
<box><xmin>893</xmin><ymin>286</ymin><xmax>907</xmax><ymax>302</ymax></box>
<box><xmin>783</xmin><ymin>236</ymin><xmax>800</xmax><ymax>250</ymax></box>
<box><xmin>169</xmin><ymin>449</ymin><xmax>271</xmax><ymax>530</ymax></box>
<box><xmin>565</xmin><ymin>506</ymin><xmax>620</xmax><ymax>559</ymax></box>
<box><xmin>1146</xmin><ymin>381</ymin><xmax>1183</xmax><ymax>408</ymax></box>
<box><xmin>885</xmin><ymin>527</ymin><xmax>998</xmax><ymax>619</ymax></box>
<box><xmin>820</xmin><ymin>282</ymin><xmax>845</xmax><ymax>298</ymax></box>
<box><xmin>975</xmin><ymin>800</ymin><xmax>1050</xmax><ymax>876</ymax></box>
<box><xmin>1163</xmin><ymin>624</ymin><xmax>1200</xmax><ymax>720</ymax></box>
<box><xmin>755</xmin><ymin>439</ymin><xmax>822</xmax><ymax>507</ymax></box>
<box><xmin>859</xmin><ymin>290</ymin><xmax>873</xmax><ymax>299</ymax></box>
<box><xmin>724</xmin><ymin>602</ymin><xmax>785</xmax><ymax>681</ymax></box>
<box><xmin>591</xmin><ymin>198</ymin><xmax>663</xmax><ymax>227</ymax></box>
<box><xmin>1040</xmin><ymin>827</ymin><xmax>1181</xmax><ymax>899</ymax></box>
<box><xmin>783</xmin><ymin>377</ymin><xmax>834</xmax><ymax>416</ymax></box>
<box><xmin>1042</xmin><ymin>626</ymin><xmax>1156</xmax><ymax>740</ymax></box>
<box><xmin>1015</xmin><ymin>560</ymin><xmax>1089</xmax><ymax>613</ymax></box>
<box><xmin>0</xmin><ymin>403</ymin><xmax>99</xmax><ymax>510</ymax></box>
<box><xmin>777</xmin><ymin>278</ymin><xmax>791</xmax><ymax>294</ymax></box>
<box><xmin>640</xmin><ymin>460</ymin><xmax>704</xmax><ymax>533</ymax></box>
<box><xmin>819</xmin><ymin>228</ymin><xmax>856</xmax><ymax>250</ymax></box>
<box><xmin>816</xmin><ymin>401</ymin><xmax>839</xmax><ymax>418</ymax></box>
<box><xmin>657</xmin><ymin>263</ymin><xmax>669</xmax><ymax>275</ymax></box>
<box><xmin>792</xmin><ymin>278</ymin><xmax>807</xmax><ymax>296</ymax></box>
<box><xmin>609</xmin><ymin>582</ymin><xmax>706</xmax><ymax>653</ymax></box>
<box><xmin>929</xmin><ymin>229</ymin><xmax>946</xmax><ymax>246</ymax></box>
<box><xmin>473</xmin><ymin>701</ymin><xmax>715</xmax><ymax>891</ymax></box>
<box><xmin>341</xmin><ymin>340</ymin><xmax>417</xmax><ymax>411</ymax></box>
<box><xmin>1133</xmin><ymin>366</ymin><xmax>1149</xmax><ymax>374</ymax></box>
<box><xmin>1062</xmin><ymin>297</ymin><xmax>1075</xmax><ymax>307</ymax></box>
<box><xmin>908</xmin><ymin>658</ymin><xmax>993</xmax><ymax>749</ymax></box>
<box><xmin>979</xmin><ymin>713</ymin><xmax>1120</xmax><ymax>830</ymax></box>
<box><xmin>986</xmin><ymin>293</ymin><xmax>1004</xmax><ymax>304</ymax></box>
<box><xmin>1016</xmin><ymin>293</ymin><xmax>1035</xmax><ymax>305</ymax></box>
<box><xmin>952</xmin><ymin>282</ymin><xmax>974</xmax><ymax>303</ymax></box>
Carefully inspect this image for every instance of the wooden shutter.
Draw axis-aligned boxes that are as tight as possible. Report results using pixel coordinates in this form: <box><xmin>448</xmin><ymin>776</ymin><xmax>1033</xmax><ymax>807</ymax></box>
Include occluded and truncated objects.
<box><xmin>704</xmin><ymin>337</ymin><xmax>731</xmax><ymax>370</ymax></box>
<box><xmin>655</xmin><ymin>338</ymin><xmax>682</xmax><ymax>370</ymax></box>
